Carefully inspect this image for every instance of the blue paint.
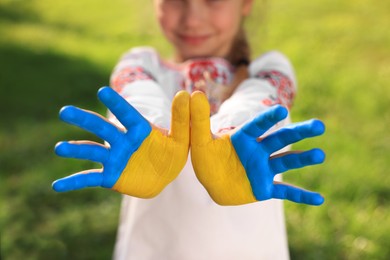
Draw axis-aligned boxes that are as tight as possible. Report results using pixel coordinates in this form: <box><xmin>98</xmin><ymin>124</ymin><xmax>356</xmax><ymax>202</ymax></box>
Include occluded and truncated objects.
<box><xmin>52</xmin><ymin>87</ymin><xmax>152</xmax><ymax>192</ymax></box>
<box><xmin>231</xmin><ymin>105</ymin><xmax>326</xmax><ymax>205</ymax></box>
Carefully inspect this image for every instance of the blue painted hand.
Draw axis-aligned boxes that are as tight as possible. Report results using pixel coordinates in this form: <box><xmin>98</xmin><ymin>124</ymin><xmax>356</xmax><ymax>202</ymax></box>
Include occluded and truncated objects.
<box><xmin>52</xmin><ymin>87</ymin><xmax>190</xmax><ymax>198</ymax></box>
<box><xmin>190</xmin><ymin>91</ymin><xmax>325</xmax><ymax>206</ymax></box>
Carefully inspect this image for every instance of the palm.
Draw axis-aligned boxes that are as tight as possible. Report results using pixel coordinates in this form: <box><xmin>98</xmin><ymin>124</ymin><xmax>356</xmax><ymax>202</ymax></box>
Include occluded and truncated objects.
<box><xmin>190</xmin><ymin>91</ymin><xmax>325</xmax><ymax>206</ymax></box>
<box><xmin>191</xmin><ymin>133</ymin><xmax>258</xmax><ymax>205</ymax></box>
<box><xmin>53</xmin><ymin>87</ymin><xmax>190</xmax><ymax>198</ymax></box>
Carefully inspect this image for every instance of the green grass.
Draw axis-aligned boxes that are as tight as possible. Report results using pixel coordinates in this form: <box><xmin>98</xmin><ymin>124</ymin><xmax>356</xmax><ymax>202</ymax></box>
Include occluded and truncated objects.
<box><xmin>1</xmin><ymin>0</ymin><xmax>389</xmax><ymax>259</ymax></box>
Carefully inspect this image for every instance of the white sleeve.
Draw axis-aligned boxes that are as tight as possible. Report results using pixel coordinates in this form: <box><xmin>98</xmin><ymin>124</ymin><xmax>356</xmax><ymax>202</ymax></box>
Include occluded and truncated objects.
<box><xmin>210</xmin><ymin>51</ymin><xmax>297</xmax><ymax>133</ymax></box>
<box><xmin>109</xmin><ymin>47</ymin><xmax>172</xmax><ymax>129</ymax></box>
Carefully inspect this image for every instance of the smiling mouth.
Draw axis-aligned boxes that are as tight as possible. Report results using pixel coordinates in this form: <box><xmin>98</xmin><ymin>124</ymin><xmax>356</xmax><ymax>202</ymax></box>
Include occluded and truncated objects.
<box><xmin>179</xmin><ymin>34</ymin><xmax>211</xmax><ymax>45</ymax></box>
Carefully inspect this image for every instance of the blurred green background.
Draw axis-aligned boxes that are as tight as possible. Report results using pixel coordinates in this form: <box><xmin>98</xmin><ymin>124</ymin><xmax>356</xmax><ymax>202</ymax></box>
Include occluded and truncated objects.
<box><xmin>1</xmin><ymin>0</ymin><xmax>389</xmax><ymax>259</ymax></box>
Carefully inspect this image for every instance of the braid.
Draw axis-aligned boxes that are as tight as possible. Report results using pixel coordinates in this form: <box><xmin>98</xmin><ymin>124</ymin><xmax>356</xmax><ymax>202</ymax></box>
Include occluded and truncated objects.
<box><xmin>220</xmin><ymin>26</ymin><xmax>250</xmax><ymax>101</ymax></box>
<box><xmin>227</xmin><ymin>27</ymin><xmax>251</xmax><ymax>67</ymax></box>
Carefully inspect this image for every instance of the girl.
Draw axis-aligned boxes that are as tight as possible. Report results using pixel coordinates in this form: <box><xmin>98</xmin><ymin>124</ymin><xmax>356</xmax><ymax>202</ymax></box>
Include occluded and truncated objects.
<box><xmin>53</xmin><ymin>0</ymin><xmax>325</xmax><ymax>259</ymax></box>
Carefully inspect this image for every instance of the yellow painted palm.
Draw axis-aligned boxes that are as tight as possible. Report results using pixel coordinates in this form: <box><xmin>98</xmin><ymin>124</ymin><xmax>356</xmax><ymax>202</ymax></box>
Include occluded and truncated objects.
<box><xmin>190</xmin><ymin>91</ymin><xmax>325</xmax><ymax>206</ymax></box>
<box><xmin>53</xmin><ymin>87</ymin><xmax>190</xmax><ymax>198</ymax></box>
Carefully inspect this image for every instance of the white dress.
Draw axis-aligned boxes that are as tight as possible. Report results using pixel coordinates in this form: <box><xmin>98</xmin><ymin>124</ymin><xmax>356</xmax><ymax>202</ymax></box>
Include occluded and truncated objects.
<box><xmin>109</xmin><ymin>47</ymin><xmax>297</xmax><ymax>260</ymax></box>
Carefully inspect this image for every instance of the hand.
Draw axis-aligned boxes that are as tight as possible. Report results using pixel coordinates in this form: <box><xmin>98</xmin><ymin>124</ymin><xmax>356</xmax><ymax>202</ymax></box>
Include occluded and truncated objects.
<box><xmin>190</xmin><ymin>91</ymin><xmax>325</xmax><ymax>206</ymax></box>
<box><xmin>53</xmin><ymin>87</ymin><xmax>190</xmax><ymax>198</ymax></box>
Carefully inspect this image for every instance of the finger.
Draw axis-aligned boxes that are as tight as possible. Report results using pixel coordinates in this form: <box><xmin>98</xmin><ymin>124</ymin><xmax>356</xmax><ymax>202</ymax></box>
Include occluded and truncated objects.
<box><xmin>170</xmin><ymin>91</ymin><xmax>190</xmax><ymax>144</ymax></box>
<box><xmin>262</xmin><ymin>119</ymin><xmax>325</xmax><ymax>153</ymax></box>
<box><xmin>190</xmin><ymin>91</ymin><xmax>213</xmax><ymax>145</ymax></box>
<box><xmin>98</xmin><ymin>87</ymin><xmax>151</xmax><ymax>133</ymax></box>
<box><xmin>269</xmin><ymin>149</ymin><xmax>325</xmax><ymax>174</ymax></box>
<box><xmin>272</xmin><ymin>183</ymin><xmax>324</xmax><ymax>206</ymax></box>
<box><xmin>55</xmin><ymin>141</ymin><xmax>109</xmax><ymax>163</ymax></box>
<box><xmin>59</xmin><ymin>105</ymin><xmax>121</xmax><ymax>144</ymax></box>
<box><xmin>240</xmin><ymin>105</ymin><xmax>288</xmax><ymax>138</ymax></box>
<box><xmin>52</xmin><ymin>170</ymin><xmax>104</xmax><ymax>192</ymax></box>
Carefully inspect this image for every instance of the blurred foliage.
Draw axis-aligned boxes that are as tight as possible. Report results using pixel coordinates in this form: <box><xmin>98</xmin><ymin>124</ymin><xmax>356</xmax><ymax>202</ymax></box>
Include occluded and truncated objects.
<box><xmin>1</xmin><ymin>0</ymin><xmax>389</xmax><ymax>259</ymax></box>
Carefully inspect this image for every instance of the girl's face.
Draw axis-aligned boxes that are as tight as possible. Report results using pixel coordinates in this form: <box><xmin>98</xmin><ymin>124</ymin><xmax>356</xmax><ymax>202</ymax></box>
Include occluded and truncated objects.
<box><xmin>154</xmin><ymin>0</ymin><xmax>253</xmax><ymax>62</ymax></box>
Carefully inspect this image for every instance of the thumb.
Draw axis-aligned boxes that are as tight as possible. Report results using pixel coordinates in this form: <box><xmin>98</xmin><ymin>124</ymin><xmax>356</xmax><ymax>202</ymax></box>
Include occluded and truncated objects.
<box><xmin>190</xmin><ymin>91</ymin><xmax>212</xmax><ymax>145</ymax></box>
<box><xmin>170</xmin><ymin>91</ymin><xmax>190</xmax><ymax>144</ymax></box>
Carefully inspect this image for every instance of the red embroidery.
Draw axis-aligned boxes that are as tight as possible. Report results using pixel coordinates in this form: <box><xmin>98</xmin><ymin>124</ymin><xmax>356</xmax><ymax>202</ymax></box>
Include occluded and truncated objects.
<box><xmin>182</xmin><ymin>59</ymin><xmax>233</xmax><ymax>115</ymax></box>
<box><xmin>255</xmin><ymin>70</ymin><xmax>295</xmax><ymax>108</ymax></box>
<box><xmin>187</xmin><ymin>60</ymin><xmax>230</xmax><ymax>86</ymax></box>
<box><xmin>111</xmin><ymin>67</ymin><xmax>155</xmax><ymax>92</ymax></box>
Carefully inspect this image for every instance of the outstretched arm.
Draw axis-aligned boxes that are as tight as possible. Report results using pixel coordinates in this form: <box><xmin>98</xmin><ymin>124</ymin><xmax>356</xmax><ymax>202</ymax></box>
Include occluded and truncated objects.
<box><xmin>190</xmin><ymin>91</ymin><xmax>325</xmax><ymax>206</ymax></box>
<box><xmin>53</xmin><ymin>87</ymin><xmax>190</xmax><ymax>198</ymax></box>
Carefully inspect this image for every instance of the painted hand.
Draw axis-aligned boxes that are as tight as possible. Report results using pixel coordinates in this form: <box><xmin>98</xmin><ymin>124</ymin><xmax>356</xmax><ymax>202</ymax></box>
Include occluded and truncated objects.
<box><xmin>52</xmin><ymin>87</ymin><xmax>190</xmax><ymax>198</ymax></box>
<box><xmin>190</xmin><ymin>91</ymin><xmax>325</xmax><ymax>206</ymax></box>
